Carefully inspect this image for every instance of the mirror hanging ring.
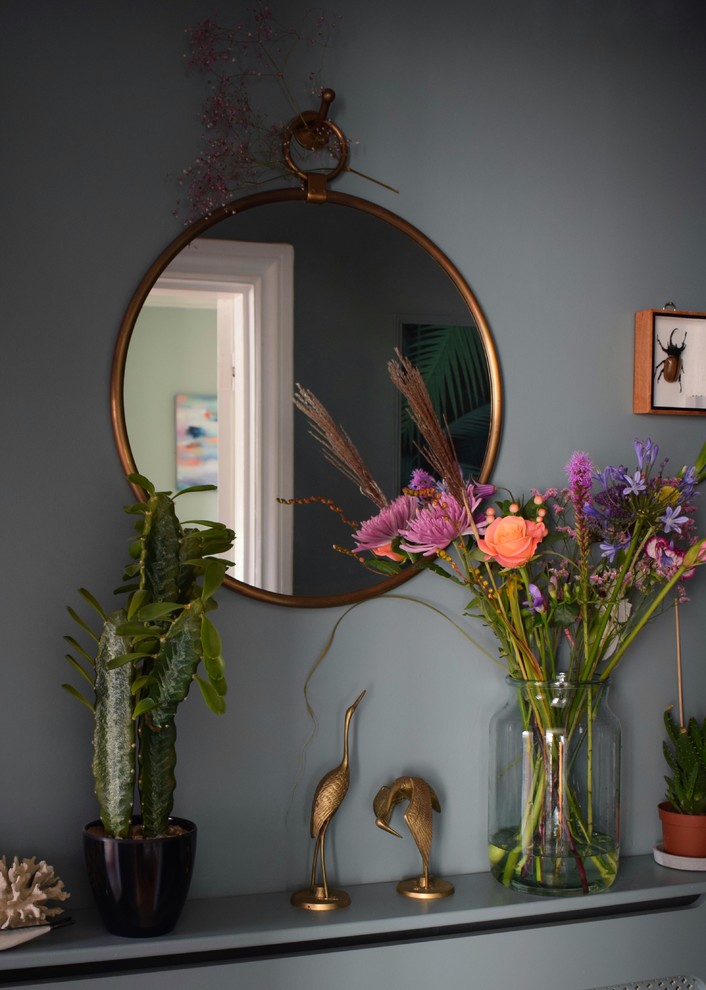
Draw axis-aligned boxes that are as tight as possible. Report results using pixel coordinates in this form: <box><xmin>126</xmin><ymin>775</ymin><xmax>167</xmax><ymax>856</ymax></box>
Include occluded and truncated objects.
<box><xmin>110</xmin><ymin>91</ymin><xmax>503</xmax><ymax>608</ymax></box>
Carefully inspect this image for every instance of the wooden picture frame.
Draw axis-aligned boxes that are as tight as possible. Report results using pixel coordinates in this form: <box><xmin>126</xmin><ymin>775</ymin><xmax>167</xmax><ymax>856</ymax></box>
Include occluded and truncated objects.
<box><xmin>633</xmin><ymin>308</ymin><xmax>706</xmax><ymax>415</ymax></box>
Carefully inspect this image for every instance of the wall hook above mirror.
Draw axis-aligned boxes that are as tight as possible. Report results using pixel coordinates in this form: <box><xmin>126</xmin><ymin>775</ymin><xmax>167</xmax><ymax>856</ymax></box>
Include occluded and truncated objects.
<box><xmin>282</xmin><ymin>88</ymin><xmax>349</xmax><ymax>202</ymax></box>
<box><xmin>111</xmin><ymin>98</ymin><xmax>503</xmax><ymax>608</ymax></box>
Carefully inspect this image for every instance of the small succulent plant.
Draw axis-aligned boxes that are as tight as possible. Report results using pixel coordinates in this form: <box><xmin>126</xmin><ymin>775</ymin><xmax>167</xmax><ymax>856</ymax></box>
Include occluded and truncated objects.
<box><xmin>663</xmin><ymin>707</ymin><xmax>706</xmax><ymax>816</ymax></box>
<box><xmin>63</xmin><ymin>474</ymin><xmax>235</xmax><ymax>839</ymax></box>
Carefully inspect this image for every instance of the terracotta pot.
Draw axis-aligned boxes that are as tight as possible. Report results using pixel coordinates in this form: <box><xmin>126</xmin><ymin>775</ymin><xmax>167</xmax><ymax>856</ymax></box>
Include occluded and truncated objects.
<box><xmin>658</xmin><ymin>801</ymin><xmax>706</xmax><ymax>858</ymax></box>
<box><xmin>83</xmin><ymin>817</ymin><xmax>197</xmax><ymax>937</ymax></box>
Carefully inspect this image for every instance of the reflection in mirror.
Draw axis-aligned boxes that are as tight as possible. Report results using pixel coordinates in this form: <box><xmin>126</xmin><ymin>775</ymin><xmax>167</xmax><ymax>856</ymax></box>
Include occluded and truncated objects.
<box><xmin>112</xmin><ymin>189</ymin><xmax>503</xmax><ymax>607</ymax></box>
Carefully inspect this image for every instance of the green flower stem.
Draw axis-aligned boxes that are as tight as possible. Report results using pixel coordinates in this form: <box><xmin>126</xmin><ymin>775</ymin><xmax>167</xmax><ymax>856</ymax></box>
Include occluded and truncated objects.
<box><xmin>599</xmin><ymin>542</ymin><xmax>705</xmax><ymax>679</ymax></box>
<box><xmin>583</xmin><ymin>524</ymin><xmax>659</xmax><ymax>679</ymax></box>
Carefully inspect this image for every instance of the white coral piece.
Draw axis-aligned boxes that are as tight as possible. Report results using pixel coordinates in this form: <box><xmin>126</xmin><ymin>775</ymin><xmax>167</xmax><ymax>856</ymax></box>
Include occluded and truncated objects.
<box><xmin>0</xmin><ymin>857</ymin><xmax>70</xmax><ymax>929</ymax></box>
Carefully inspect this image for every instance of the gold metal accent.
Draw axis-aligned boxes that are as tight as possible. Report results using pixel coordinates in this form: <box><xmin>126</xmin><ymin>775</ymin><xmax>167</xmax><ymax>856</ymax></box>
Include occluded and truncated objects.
<box><xmin>291</xmin><ymin>691</ymin><xmax>365</xmax><ymax>911</ymax></box>
<box><xmin>110</xmin><ymin>91</ymin><xmax>503</xmax><ymax>608</ymax></box>
<box><xmin>374</xmin><ymin>776</ymin><xmax>454</xmax><ymax>899</ymax></box>
<box><xmin>282</xmin><ymin>88</ymin><xmax>349</xmax><ymax>198</ymax></box>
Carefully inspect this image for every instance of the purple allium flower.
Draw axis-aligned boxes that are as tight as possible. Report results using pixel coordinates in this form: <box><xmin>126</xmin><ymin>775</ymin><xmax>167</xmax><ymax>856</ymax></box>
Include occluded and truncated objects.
<box><xmin>661</xmin><ymin>504</ymin><xmax>689</xmax><ymax>535</ymax></box>
<box><xmin>352</xmin><ymin>495</ymin><xmax>419</xmax><ymax>558</ymax></box>
<box><xmin>622</xmin><ymin>471</ymin><xmax>647</xmax><ymax>496</ymax></box>
<box><xmin>398</xmin><ymin>495</ymin><xmax>473</xmax><ymax>557</ymax></box>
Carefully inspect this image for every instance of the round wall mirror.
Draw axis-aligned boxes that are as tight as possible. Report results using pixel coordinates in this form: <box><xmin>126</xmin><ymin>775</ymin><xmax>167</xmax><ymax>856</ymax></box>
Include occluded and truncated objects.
<box><xmin>111</xmin><ymin>187</ymin><xmax>503</xmax><ymax>607</ymax></box>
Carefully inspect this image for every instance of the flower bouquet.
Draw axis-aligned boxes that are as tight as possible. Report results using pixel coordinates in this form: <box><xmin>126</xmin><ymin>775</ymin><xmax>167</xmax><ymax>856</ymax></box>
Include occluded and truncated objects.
<box><xmin>292</xmin><ymin>353</ymin><xmax>706</xmax><ymax>894</ymax></box>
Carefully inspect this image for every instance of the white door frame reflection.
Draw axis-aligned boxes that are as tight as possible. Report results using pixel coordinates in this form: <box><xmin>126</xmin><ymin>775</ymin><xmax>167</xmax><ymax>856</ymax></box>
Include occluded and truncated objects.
<box><xmin>125</xmin><ymin>239</ymin><xmax>294</xmax><ymax>592</ymax></box>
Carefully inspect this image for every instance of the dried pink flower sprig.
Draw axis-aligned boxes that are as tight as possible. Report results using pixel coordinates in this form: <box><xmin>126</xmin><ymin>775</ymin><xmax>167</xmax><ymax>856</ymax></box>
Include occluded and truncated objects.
<box><xmin>294</xmin><ymin>356</ymin><xmax>706</xmax><ymax>683</ymax></box>
<box><xmin>176</xmin><ymin>5</ymin><xmax>341</xmax><ymax>223</ymax></box>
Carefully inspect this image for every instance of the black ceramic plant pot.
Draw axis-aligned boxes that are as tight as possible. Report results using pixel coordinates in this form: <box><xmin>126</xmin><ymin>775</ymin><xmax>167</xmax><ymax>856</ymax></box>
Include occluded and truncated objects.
<box><xmin>83</xmin><ymin>817</ymin><xmax>197</xmax><ymax>938</ymax></box>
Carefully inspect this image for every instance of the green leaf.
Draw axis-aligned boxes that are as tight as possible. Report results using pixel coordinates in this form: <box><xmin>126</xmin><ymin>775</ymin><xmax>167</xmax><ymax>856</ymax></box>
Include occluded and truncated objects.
<box><xmin>553</xmin><ymin>602</ymin><xmax>580</xmax><ymax>627</ymax></box>
<box><xmin>195</xmin><ymin>675</ymin><xmax>226</xmax><ymax>714</ymax></box>
<box><xmin>364</xmin><ymin>558</ymin><xmax>403</xmax><ymax>576</ymax></box>
<box><xmin>127</xmin><ymin>589</ymin><xmax>150</xmax><ymax>620</ymax></box>
<box><xmin>200</xmin><ymin>614</ymin><xmax>221</xmax><ymax>659</ymax></box>
<box><xmin>106</xmin><ymin>653</ymin><xmax>143</xmax><ymax>669</ymax></box>
<box><xmin>133</xmin><ymin>696</ymin><xmax>157</xmax><ymax>718</ymax></box>
<box><xmin>66</xmin><ymin>606</ymin><xmax>100</xmax><ymax>644</ymax></box>
<box><xmin>182</xmin><ymin>519</ymin><xmax>229</xmax><ymax>529</ymax></box>
<box><xmin>131</xmin><ymin>674</ymin><xmax>157</xmax><ymax>694</ymax></box>
<box><xmin>172</xmin><ymin>484</ymin><xmax>217</xmax><ymax>498</ymax></box>
<box><xmin>201</xmin><ymin>558</ymin><xmax>228</xmax><ymax>601</ymax></box>
<box><xmin>78</xmin><ymin>587</ymin><xmax>107</xmax><ymax>621</ymax></box>
<box><xmin>61</xmin><ymin>682</ymin><xmax>95</xmax><ymax>713</ymax></box>
<box><xmin>64</xmin><ymin>653</ymin><xmax>95</xmax><ymax>687</ymax></box>
<box><xmin>123</xmin><ymin>502</ymin><xmax>149</xmax><ymax>515</ymax></box>
<box><xmin>64</xmin><ymin>635</ymin><xmax>95</xmax><ymax>667</ymax></box>
<box><xmin>127</xmin><ymin>472</ymin><xmax>155</xmax><ymax>496</ymax></box>
<box><xmin>136</xmin><ymin>601</ymin><xmax>183</xmax><ymax>622</ymax></box>
<box><xmin>204</xmin><ymin>654</ymin><xmax>226</xmax><ymax>684</ymax></box>
<box><xmin>115</xmin><ymin>621</ymin><xmax>164</xmax><ymax>637</ymax></box>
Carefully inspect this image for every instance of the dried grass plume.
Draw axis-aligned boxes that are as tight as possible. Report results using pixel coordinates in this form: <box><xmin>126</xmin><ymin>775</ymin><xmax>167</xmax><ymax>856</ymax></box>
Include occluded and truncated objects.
<box><xmin>387</xmin><ymin>350</ymin><xmax>467</xmax><ymax>507</ymax></box>
<box><xmin>293</xmin><ymin>384</ymin><xmax>388</xmax><ymax>509</ymax></box>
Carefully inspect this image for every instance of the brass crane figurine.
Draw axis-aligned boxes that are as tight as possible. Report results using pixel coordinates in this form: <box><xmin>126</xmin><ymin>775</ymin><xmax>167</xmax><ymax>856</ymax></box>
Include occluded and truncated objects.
<box><xmin>374</xmin><ymin>775</ymin><xmax>454</xmax><ymax>899</ymax></box>
<box><xmin>291</xmin><ymin>690</ymin><xmax>366</xmax><ymax>911</ymax></box>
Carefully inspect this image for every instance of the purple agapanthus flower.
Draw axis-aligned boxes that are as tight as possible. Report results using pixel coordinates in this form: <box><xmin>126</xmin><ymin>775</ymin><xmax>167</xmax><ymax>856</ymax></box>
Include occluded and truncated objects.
<box><xmin>398</xmin><ymin>494</ymin><xmax>473</xmax><ymax>557</ymax></box>
<box><xmin>622</xmin><ymin>471</ymin><xmax>647</xmax><ymax>497</ymax></box>
<box><xmin>523</xmin><ymin>583</ymin><xmax>546</xmax><ymax>614</ymax></box>
<box><xmin>679</xmin><ymin>466</ymin><xmax>698</xmax><ymax>499</ymax></box>
<box><xmin>600</xmin><ymin>539</ymin><xmax>630</xmax><ymax>563</ymax></box>
<box><xmin>634</xmin><ymin>438</ymin><xmax>659</xmax><ymax>473</ymax></box>
<box><xmin>661</xmin><ymin>504</ymin><xmax>689</xmax><ymax>535</ymax></box>
<box><xmin>352</xmin><ymin>494</ymin><xmax>419</xmax><ymax>558</ymax></box>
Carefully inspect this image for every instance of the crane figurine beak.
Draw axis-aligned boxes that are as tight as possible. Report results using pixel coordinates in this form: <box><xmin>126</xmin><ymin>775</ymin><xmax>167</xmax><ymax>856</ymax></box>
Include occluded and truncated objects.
<box><xmin>375</xmin><ymin>817</ymin><xmax>402</xmax><ymax>838</ymax></box>
<box><xmin>349</xmin><ymin>689</ymin><xmax>366</xmax><ymax>713</ymax></box>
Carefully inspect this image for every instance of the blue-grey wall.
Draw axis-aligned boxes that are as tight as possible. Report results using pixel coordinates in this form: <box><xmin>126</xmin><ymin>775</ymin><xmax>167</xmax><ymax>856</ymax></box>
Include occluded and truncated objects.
<box><xmin>4</xmin><ymin>0</ymin><xmax>706</xmax><ymax>911</ymax></box>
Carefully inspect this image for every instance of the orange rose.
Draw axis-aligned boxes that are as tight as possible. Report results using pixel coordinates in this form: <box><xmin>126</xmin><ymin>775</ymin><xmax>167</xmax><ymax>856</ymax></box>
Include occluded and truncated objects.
<box><xmin>477</xmin><ymin>515</ymin><xmax>548</xmax><ymax>569</ymax></box>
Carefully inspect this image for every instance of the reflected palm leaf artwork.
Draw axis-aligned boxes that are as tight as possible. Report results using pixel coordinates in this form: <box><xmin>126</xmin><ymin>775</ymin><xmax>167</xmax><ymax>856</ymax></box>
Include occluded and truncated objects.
<box><xmin>401</xmin><ymin>323</ymin><xmax>491</xmax><ymax>480</ymax></box>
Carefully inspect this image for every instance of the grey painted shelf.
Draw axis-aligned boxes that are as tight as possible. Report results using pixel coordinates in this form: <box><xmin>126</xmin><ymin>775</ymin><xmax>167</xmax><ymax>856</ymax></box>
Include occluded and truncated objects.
<box><xmin>1</xmin><ymin>855</ymin><xmax>705</xmax><ymax>983</ymax></box>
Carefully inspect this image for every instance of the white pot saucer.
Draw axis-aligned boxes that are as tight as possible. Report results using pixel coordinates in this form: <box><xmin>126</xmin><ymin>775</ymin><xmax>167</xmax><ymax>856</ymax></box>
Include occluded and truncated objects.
<box><xmin>653</xmin><ymin>842</ymin><xmax>706</xmax><ymax>871</ymax></box>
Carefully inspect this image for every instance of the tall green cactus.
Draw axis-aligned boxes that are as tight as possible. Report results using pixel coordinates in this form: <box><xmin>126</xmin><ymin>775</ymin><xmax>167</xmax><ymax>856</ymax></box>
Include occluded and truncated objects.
<box><xmin>663</xmin><ymin>707</ymin><xmax>706</xmax><ymax>816</ymax></box>
<box><xmin>63</xmin><ymin>474</ymin><xmax>235</xmax><ymax>838</ymax></box>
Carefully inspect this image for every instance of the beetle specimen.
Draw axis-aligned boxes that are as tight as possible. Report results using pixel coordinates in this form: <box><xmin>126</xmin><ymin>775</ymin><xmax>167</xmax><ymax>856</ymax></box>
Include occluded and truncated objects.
<box><xmin>655</xmin><ymin>327</ymin><xmax>687</xmax><ymax>391</ymax></box>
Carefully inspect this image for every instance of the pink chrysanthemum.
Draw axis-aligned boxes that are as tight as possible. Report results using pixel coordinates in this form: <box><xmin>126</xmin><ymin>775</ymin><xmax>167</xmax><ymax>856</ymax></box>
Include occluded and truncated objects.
<box><xmin>352</xmin><ymin>495</ymin><xmax>419</xmax><ymax>560</ymax></box>
<box><xmin>399</xmin><ymin>494</ymin><xmax>473</xmax><ymax>557</ymax></box>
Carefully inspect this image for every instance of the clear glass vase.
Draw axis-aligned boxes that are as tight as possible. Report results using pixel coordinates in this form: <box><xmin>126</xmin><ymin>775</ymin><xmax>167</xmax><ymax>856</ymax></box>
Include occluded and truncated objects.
<box><xmin>488</xmin><ymin>676</ymin><xmax>621</xmax><ymax>896</ymax></box>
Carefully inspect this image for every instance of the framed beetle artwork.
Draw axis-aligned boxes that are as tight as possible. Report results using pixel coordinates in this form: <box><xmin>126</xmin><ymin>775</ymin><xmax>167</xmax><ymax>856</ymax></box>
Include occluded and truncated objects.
<box><xmin>633</xmin><ymin>308</ymin><xmax>706</xmax><ymax>415</ymax></box>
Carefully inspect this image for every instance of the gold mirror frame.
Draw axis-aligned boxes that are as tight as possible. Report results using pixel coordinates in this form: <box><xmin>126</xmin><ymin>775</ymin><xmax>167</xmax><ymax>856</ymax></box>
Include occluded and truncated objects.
<box><xmin>111</xmin><ymin>186</ymin><xmax>503</xmax><ymax>608</ymax></box>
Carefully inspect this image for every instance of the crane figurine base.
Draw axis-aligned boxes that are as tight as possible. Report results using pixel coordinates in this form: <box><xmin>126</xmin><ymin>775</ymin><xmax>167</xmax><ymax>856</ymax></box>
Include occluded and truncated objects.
<box><xmin>396</xmin><ymin>876</ymin><xmax>454</xmax><ymax>900</ymax></box>
<box><xmin>291</xmin><ymin>885</ymin><xmax>351</xmax><ymax>911</ymax></box>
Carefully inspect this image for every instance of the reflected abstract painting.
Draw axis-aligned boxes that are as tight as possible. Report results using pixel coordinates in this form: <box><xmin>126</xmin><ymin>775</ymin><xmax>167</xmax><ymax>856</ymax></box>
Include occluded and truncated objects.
<box><xmin>175</xmin><ymin>394</ymin><xmax>218</xmax><ymax>489</ymax></box>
